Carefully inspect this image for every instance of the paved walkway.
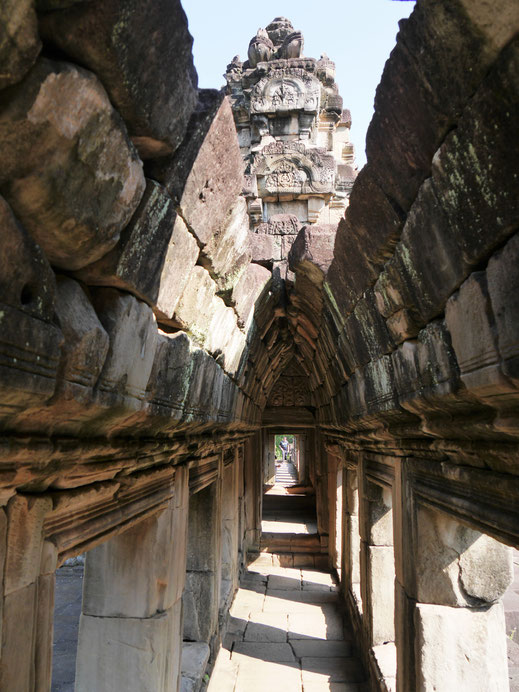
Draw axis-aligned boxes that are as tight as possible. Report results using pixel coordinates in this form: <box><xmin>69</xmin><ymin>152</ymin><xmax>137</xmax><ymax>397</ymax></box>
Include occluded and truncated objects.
<box><xmin>208</xmin><ymin>554</ymin><xmax>367</xmax><ymax>692</ymax></box>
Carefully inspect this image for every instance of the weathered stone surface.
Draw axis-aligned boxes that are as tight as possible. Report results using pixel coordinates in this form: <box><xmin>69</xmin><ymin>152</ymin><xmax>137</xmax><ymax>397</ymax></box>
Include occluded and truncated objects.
<box><xmin>201</xmin><ymin>197</ymin><xmax>251</xmax><ymax>294</ymax></box>
<box><xmin>76</xmin><ymin>600</ymin><xmax>182</xmax><ymax>692</ymax></box>
<box><xmin>487</xmin><ymin>233</ymin><xmax>519</xmax><ymax>386</ymax></box>
<box><xmin>232</xmin><ymin>264</ymin><xmax>272</xmax><ymax>331</ymax></box>
<box><xmin>92</xmin><ymin>289</ymin><xmax>157</xmax><ymax>411</ymax></box>
<box><xmin>445</xmin><ymin>272</ymin><xmax>515</xmax><ymax>401</ymax></box>
<box><xmin>0</xmin><ymin>582</ymin><xmax>37</xmax><ymax>692</ymax></box>
<box><xmin>174</xmin><ymin>266</ymin><xmax>218</xmax><ymax>347</ymax></box>
<box><xmin>431</xmin><ymin>36</ymin><xmax>519</xmax><ymax>267</ymax></box>
<box><xmin>39</xmin><ymin>0</ymin><xmax>198</xmax><ymax>158</ymax></box>
<box><xmin>325</xmin><ymin>217</ymin><xmax>379</xmax><ymax>324</ymax></box>
<box><xmin>248</xmin><ymin>232</ymin><xmax>282</xmax><ymax>265</ymax></box>
<box><xmin>416</xmin><ymin>506</ymin><xmax>513</xmax><ymax>606</ymax></box>
<box><xmin>415</xmin><ymin>602</ymin><xmax>509</xmax><ymax>691</ymax></box>
<box><xmin>151</xmin><ymin>90</ymin><xmax>244</xmax><ymax>251</ymax></box>
<box><xmin>145</xmin><ymin>332</ymin><xmax>194</xmax><ymax>423</ymax></box>
<box><xmin>289</xmin><ymin>226</ymin><xmax>336</xmax><ymax>285</ymax></box>
<box><xmin>374</xmin><ymin>179</ymin><xmax>469</xmax><ymax>341</ymax></box>
<box><xmin>5</xmin><ymin>494</ymin><xmax>51</xmax><ymax>593</ymax></box>
<box><xmin>0</xmin><ymin>194</ymin><xmax>55</xmax><ymax>321</ymax></box>
<box><xmin>75</xmin><ymin>181</ymin><xmax>198</xmax><ymax>312</ymax></box>
<box><xmin>55</xmin><ymin>278</ymin><xmax>109</xmax><ymax>398</ymax></box>
<box><xmin>83</xmin><ymin>502</ymin><xmax>181</xmax><ymax>618</ymax></box>
<box><xmin>0</xmin><ymin>0</ymin><xmax>40</xmax><ymax>90</ymax></box>
<box><xmin>0</xmin><ymin>59</ymin><xmax>145</xmax><ymax>270</ymax></box>
<box><xmin>366</xmin><ymin>0</ymin><xmax>519</xmax><ymax>211</ymax></box>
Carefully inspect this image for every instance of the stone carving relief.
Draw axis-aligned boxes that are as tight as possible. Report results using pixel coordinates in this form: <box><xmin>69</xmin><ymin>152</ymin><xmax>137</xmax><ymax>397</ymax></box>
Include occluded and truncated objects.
<box><xmin>253</xmin><ymin>143</ymin><xmax>335</xmax><ymax>195</ymax></box>
<box><xmin>267</xmin><ymin>376</ymin><xmax>311</xmax><ymax>407</ymax></box>
<box><xmin>256</xmin><ymin>214</ymin><xmax>301</xmax><ymax>236</ymax></box>
<box><xmin>250</xmin><ymin>70</ymin><xmax>320</xmax><ymax>114</ymax></box>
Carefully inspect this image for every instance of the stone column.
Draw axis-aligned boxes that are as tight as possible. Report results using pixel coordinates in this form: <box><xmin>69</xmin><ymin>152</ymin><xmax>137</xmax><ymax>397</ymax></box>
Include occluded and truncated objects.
<box><xmin>393</xmin><ymin>459</ymin><xmax>513</xmax><ymax>692</ymax></box>
<box><xmin>243</xmin><ymin>433</ymin><xmax>262</xmax><ymax>551</ymax></box>
<box><xmin>220</xmin><ymin>450</ymin><xmax>240</xmax><ymax>609</ymax></box>
<box><xmin>0</xmin><ymin>494</ymin><xmax>55</xmax><ymax>692</ymax></box>
<box><xmin>359</xmin><ymin>466</ymin><xmax>395</xmax><ymax>648</ymax></box>
<box><xmin>344</xmin><ymin>468</ymin><xmax>362</xmax><ymax>611</ymax></box>
<box><xmin>75</xmin><ymin>466</ymin><xmax>189</xmax><ymax>692</ymax></box>
<box><xmin>183</xmin><ymin>474</ymin><xmax>222</xmax><ymax>651</ymax></box>
<box><xmin>414</xmin><ymin>504</ymin><xmax>512</xmax><ymax>691</ymax></box>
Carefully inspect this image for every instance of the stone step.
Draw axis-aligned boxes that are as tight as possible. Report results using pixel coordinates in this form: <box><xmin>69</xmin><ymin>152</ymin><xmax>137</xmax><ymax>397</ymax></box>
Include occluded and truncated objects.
<box><xmin>260</xmin><ymin>532</ymin><xmax>321</xmax><ymax>554</ymax></box>
<box><xmin>248</xmin><ymin>551</ymin><xmax>329</xmax><ymax>570</ymax></box>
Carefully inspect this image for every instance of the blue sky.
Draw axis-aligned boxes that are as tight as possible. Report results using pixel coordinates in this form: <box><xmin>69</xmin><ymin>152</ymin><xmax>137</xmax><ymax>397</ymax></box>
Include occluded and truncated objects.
<box><xmin>181</xmin><ymin>0</ymin><xmax>416</xmax><ymax>168</ymax></box>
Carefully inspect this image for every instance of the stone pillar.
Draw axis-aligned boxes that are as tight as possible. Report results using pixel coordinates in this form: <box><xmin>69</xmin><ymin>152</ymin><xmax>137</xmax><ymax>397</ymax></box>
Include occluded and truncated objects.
<box><xmin>75</xmin><ymin>466</ymin><xmax>189</xmax><ymax>692</ymax></box>
<box><xmin>359</xmin><ymin>464</ymin><xmax>395</xmax><ymax>647</ymax></box>
<box><xmin>220</xmin><ymin>450</ymin><xmax>240</xmax><ymax>609</ymax></box>
<box><xmin>0</xmin><ymin>494</ymin><xmax>55</xmax><ymax>692</ymax></box>
<box><xmin>243</xmin><ymin>432</ymin><xmax>262</xmax><ymax>551</ymax></box>
<box><xmin>414</xmin><ymin>504</ymin><xmax>512</xmax><ymax>691</ymax></box>
<box><xmin>344</xmin><ymin>469</ymin><xmax>362</xmax><ymax>611</ymax></box>
<box><xmin>393</xmin><ymin>459</ymin><xmax>513</xmax><ymax>692</ymax></box>
<box><xmin>183</xmin><ymin>473</ymin><xmax>222</xmax><ymax>650</ymax></box>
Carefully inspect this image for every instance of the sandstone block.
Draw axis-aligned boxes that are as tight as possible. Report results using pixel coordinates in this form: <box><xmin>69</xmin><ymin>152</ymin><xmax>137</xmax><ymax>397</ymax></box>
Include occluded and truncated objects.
<box><xmin>76</xmin><ymin>181</ymin><xmax>199</xmax><ymax>321</ymax></box>
<box><xmin>39</xmin><ymin>0</ymin><xmax>198</xmax><ymax>158</ymax></box>
<box><xmin>174</xmin><ymin>266</ymin><xmax>218</xmax><ymax>348</ymax></box>
<box><xmin>445</xmin><ymin>272</ymin><xmax>515</xmax><ymax>400</ymax></box>
<box><xmin>0</xmin><ymin>0</ymin><xmax>40</xmax><ymax>90</ymax></box>
<box><xmin>5</xmin><ymin>494</ymin><xmax>52</xmax><ymax>593</ymax></box>
<box><xmin>0</xmin><ymin>59</ymin><xmax>145</xmax><ymax>270</ymax></box>
<box><xmin>83</xmin><ymin>502</ymin><xmax>182</xmax><ymax>618</ymax></box>
<box><xmin>289</xmin><ymin>225</ymin><xmax>336</xmax><ymax>284</ymax></box>
<box><xmin>416</xmin><ymin>505</ymin><xmax>513</xmax><ymax>606</ymax></box>
<box><xmin>0</xmin><ymin>194</ymin><xmax>56</xmax><ymax>320</ymax></box>
<box><xmin>146</xmin><ymin>332</ymin><xmax>194</xmax><ymax>423</ymax></box>
<box><xmin>201</xmin><ymin>197</ymin><xmax>251</xmax><ymax>294</ymax></box>
<box><xmin>55</xmin><ymin>277</ymin><xmax>109</xmax><ymax>398</ymax></box>
<box><xmin>0</xmin><ymin>304</ymin><xmax>62</xmax><ymax>419</ymax></box>
<box><xmin>366</xmin><ymin>545</ymin><xmax>395</xmax><ymax>645</ymax></box>
<box><xmin>92</xmin><ymin>289</ymin><xmax>157</xmax><ymax>411</ymax></box>
<box><xmin>0</xmin><ymin>582</ymin><xmax>37</xmax><ymax>692</ymax></box>
<box><xmin>325</xmin><ymin>217</ymin><xmax>379</xmax><ymax>324</ymax></box>
<box><xmin>415</xmin><ymin>602</ymin><xmax>509</xmax><ymax>691</ymax></box>
<box><xmin>232</xmin><ymin>263</ymin><xmax>272</xmax><ymax>331</ymax></box>
<box><xmin>151</xmin><ymin>90</ymin><xmax>244</xmax><ymax>255</ymax></box>
<box><xmin>366</xmin><ymin>0</ymin><xmax>519</xmax><ymax>212</ymax></box>
<box><xmin>76</xmin><ymin>601</ymin><xmax>182</xmax><ymax>692</ymax></box>
<box><xmin>183</xmin><ymin>570</ymin><xmax>218</xmax><ymax>643</ymax></box>
<box><xmin>487</xmin><ymin>233</ymin><xmax>519</xmax><ymax>386</ymax></box>
<box><xmin>249</xmin><ymin>232</ymin><xmax>282</xmax><ymax>264</ymax></box>
<box><xmin>431</xmin><ymin>36</ymin><xmax>519</xmax><ymax>267</ymax></box>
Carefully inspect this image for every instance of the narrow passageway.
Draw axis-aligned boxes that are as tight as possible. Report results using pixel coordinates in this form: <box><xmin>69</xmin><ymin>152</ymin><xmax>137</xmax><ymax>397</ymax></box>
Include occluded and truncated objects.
<box><xmin>208</xmin><ymin>554</ymin><xmax>367</xmax><ymax>691</ymax></box>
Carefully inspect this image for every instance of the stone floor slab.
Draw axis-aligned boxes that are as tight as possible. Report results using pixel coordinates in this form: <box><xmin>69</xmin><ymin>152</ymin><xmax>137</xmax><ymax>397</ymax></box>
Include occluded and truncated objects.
<box><xmin>301</xmin><ymin>657</ymin><xmax>366</xmax><ymax>684</ymax></box>
<box><xmin>243</xmin><ymin>611</ymin><xmax>288</xmax><ymax>642</ymax></box>
<box><xmin>291</xmin><ymin>640</ymin><xmax>352</xmax><ymax>658</ymax></box>
<box><xmin>288</xmin><ymin>611</ymin><xmax>345</xmax><ymax>641</ymax></box>
<box><xmin>233</xmin><ymin>641</ymin><xmax>296</xmax><ymax>662</ymax></box>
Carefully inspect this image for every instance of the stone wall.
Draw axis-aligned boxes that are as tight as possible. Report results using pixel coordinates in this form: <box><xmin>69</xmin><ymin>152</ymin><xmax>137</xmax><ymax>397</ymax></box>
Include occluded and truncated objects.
<box><xmin>0</xmin><ymin>1</ymin><xmax>518</xmax><ymax>691</ymax></box>
<box><xmin>286</xmin><ymin>1</ymin><xmax>519</xmax><ymax>689</ymax></box>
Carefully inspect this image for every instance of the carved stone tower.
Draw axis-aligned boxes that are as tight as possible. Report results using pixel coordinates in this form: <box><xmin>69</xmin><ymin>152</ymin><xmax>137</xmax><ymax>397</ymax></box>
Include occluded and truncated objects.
<box><xmin>225</xmin><ymin>17</ymin><xmax>356</xmax><ymax>277</ymax></box>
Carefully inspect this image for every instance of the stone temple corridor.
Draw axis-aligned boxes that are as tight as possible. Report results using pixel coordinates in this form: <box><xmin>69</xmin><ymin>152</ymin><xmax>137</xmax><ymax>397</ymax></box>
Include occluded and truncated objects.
<box><xmin>0</xmin><ymin>1</ymin><xmax>519</xmax><ymax>691</ymax></box>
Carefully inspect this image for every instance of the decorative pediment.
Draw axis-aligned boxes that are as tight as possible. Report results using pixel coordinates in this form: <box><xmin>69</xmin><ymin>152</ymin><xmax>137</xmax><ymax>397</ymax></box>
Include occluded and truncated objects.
<box><xmin>253</xmin><ymin>142</ymin><xmax>335</xmax><ymax>196</ymax></box>
<box><xmin>250</xmin><ymin>69</ymin><xmax>320</xmax><ymax>115</ymax></box>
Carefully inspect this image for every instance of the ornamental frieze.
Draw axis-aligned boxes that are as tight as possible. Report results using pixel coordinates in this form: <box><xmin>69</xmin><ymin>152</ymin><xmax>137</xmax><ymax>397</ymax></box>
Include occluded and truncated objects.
<box><xmin>250</xmin><ymin>70</ymin><xmax>321</xmax><ymax>114</ymax></box>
